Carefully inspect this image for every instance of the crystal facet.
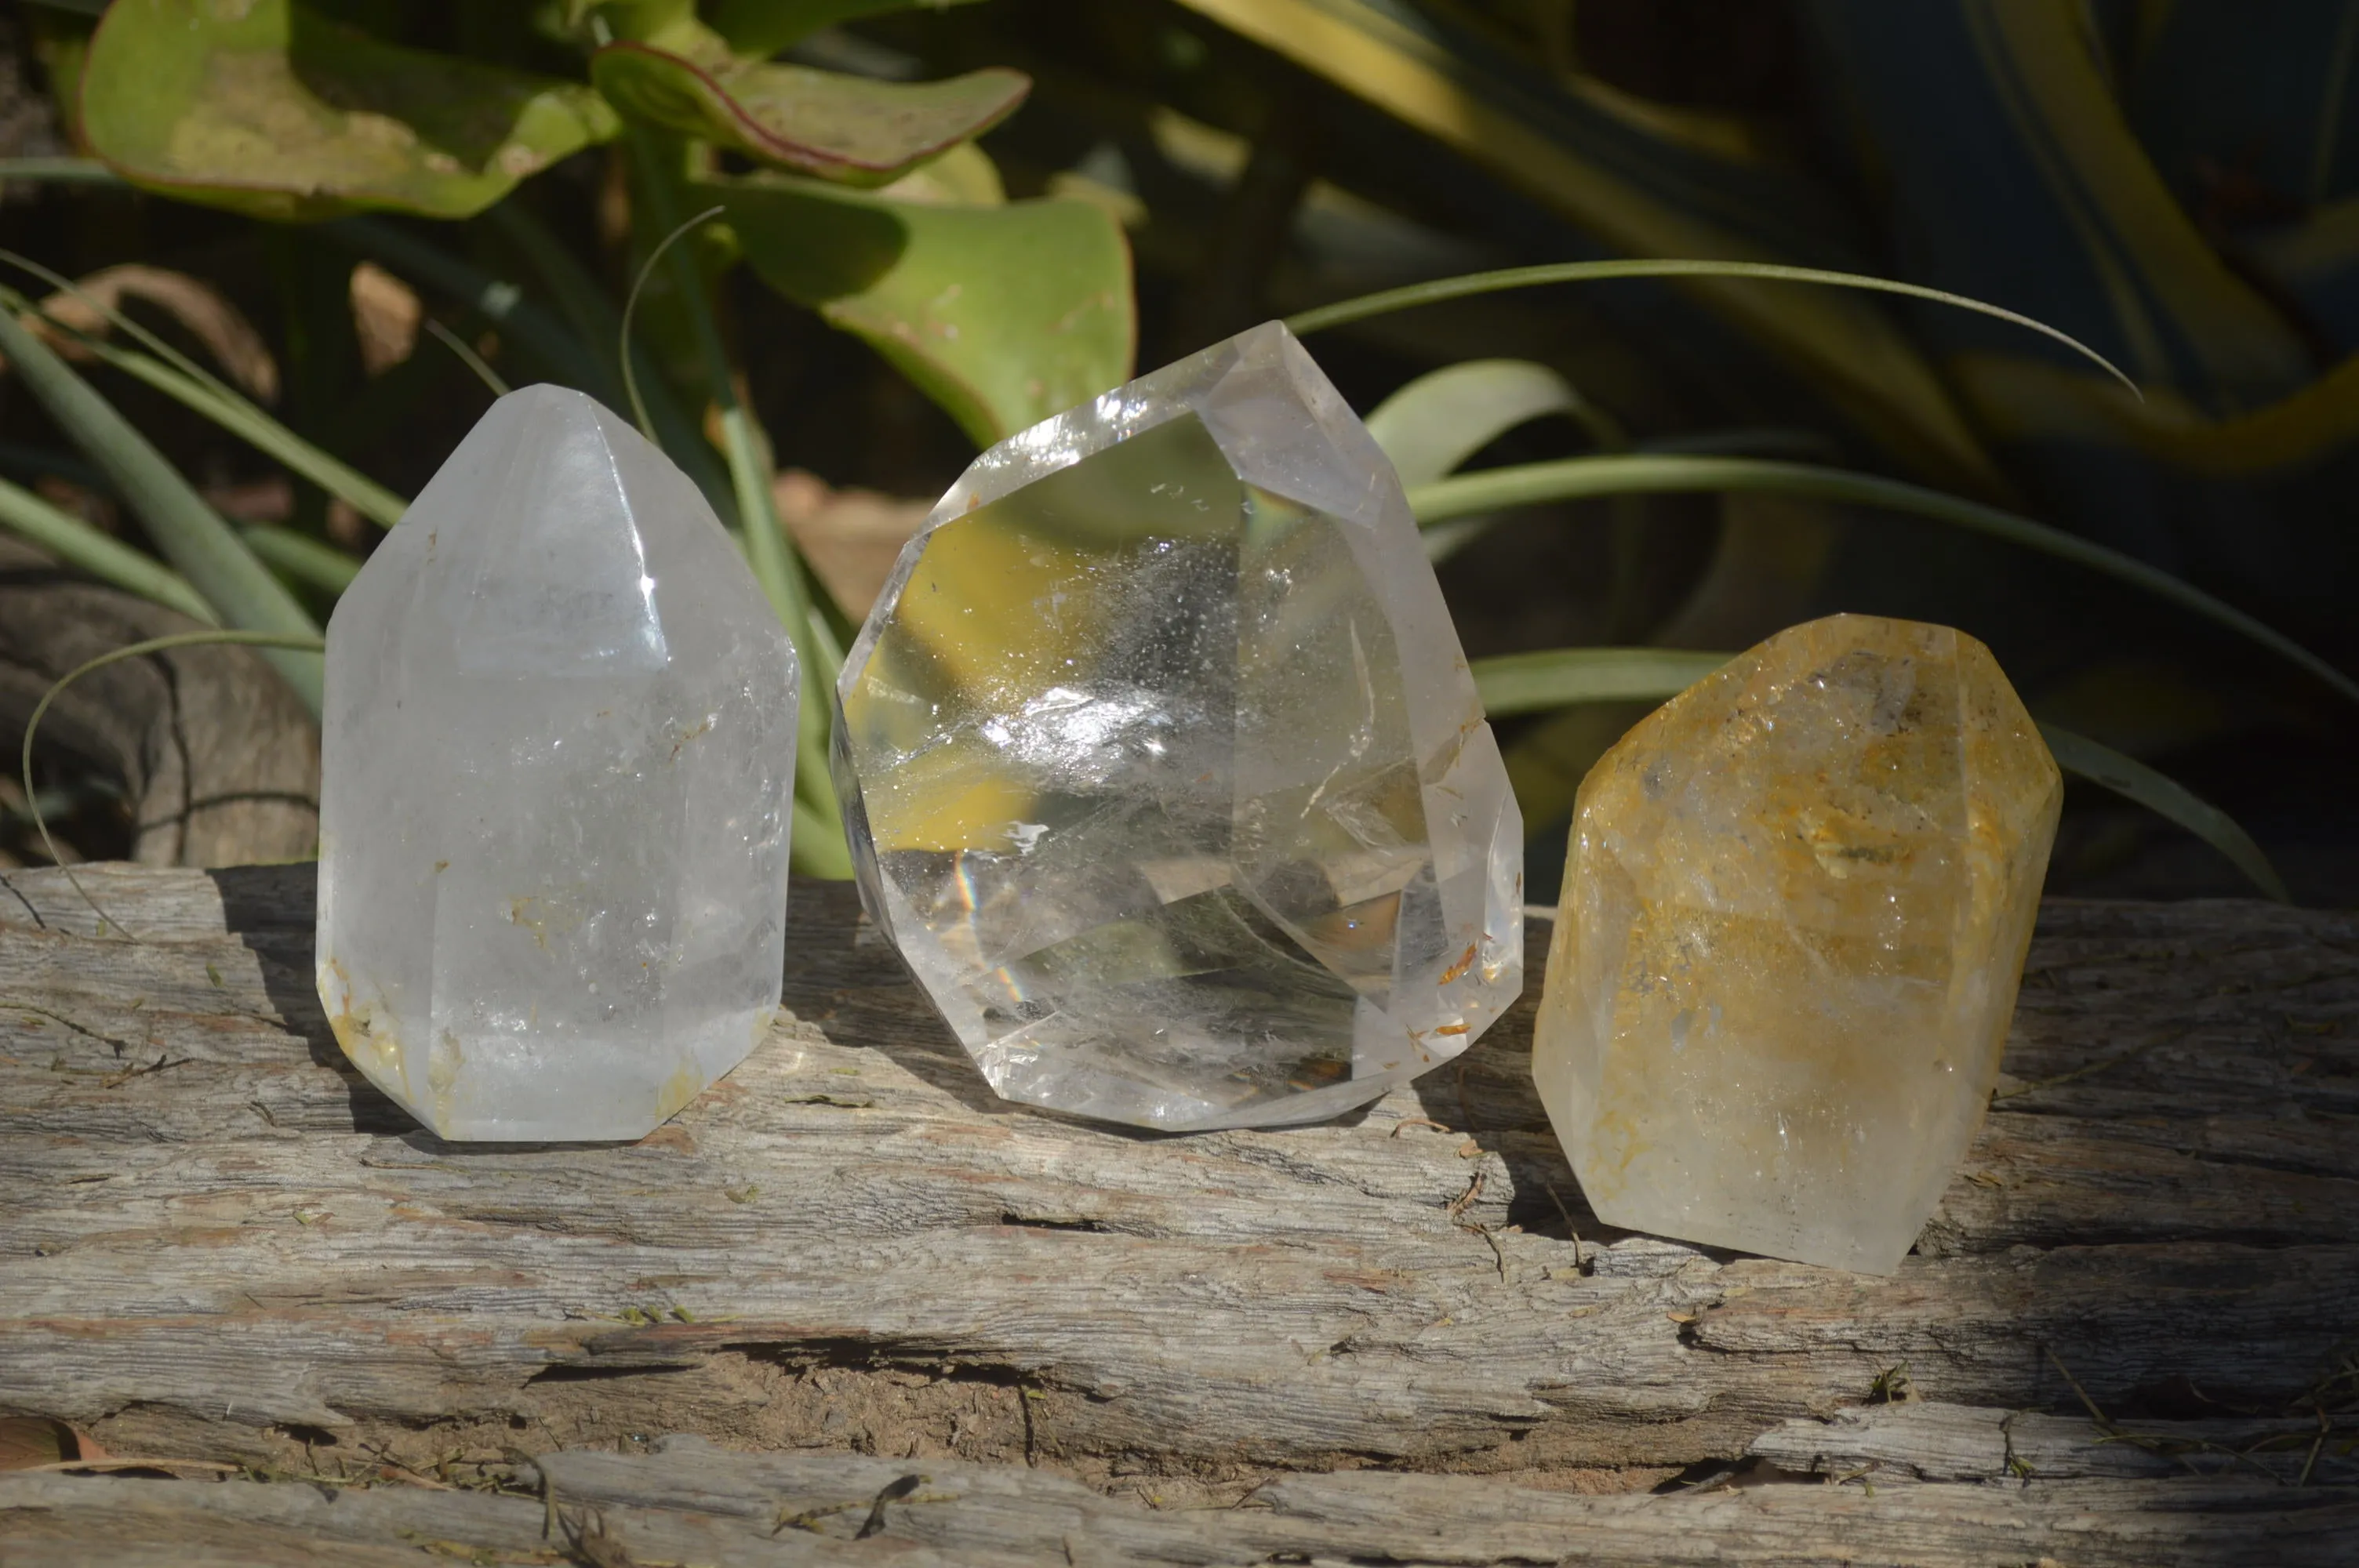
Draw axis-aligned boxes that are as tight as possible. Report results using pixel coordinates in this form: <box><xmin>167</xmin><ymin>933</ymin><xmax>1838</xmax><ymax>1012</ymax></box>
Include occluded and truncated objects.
<box><xmin>834</xmin><ymin>322</ymin><xmax>1523</xmax><ymax>1131</ymax></box>
<box><xmin>316</xmin><ymin>385</ymin><xmax>798</xmax><ymax>1141</ymax></box>
<box><xmin>1533</xmin><ymin>615</ymin><xmax>2059</xmax><ymax>1273</ymax></box>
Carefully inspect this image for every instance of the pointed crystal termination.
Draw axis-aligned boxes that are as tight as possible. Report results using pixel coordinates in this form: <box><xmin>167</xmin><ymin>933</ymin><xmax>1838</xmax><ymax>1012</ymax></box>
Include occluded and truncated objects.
<box><xmin>316</xmin><ymin>385</ymin><xmax>798</xmax><ymax>1141</ymax></box>
<box><xmin>1533</xmin><ymin>615</ymin><xmax>2060</xmax><ymax>1273</ymax></box>
<box><xmin>834</xmin><ymin>322</ymin><xmax>1523</xmax><ymax>1132</ymax></box>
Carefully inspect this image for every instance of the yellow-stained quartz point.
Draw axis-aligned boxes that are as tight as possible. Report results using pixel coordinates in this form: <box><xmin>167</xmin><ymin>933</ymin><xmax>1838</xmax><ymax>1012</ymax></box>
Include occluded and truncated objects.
<box><xmin>1532</xmin><ymin>614</ymin><xmax>2060</xmax><ymax>1275</ymax></box>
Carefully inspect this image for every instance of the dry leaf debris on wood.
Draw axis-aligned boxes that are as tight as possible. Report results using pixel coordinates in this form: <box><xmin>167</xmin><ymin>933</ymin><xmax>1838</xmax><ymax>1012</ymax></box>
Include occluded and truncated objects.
<box><xmin>2</xmin><ymin>865</ymin><xmax>2357</xmax><ymax>1565</ymax></box>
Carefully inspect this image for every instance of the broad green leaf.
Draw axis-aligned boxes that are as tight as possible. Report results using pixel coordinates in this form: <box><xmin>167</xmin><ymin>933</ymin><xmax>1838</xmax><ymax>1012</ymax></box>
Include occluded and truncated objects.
<box><xmin>0</xmin><ymin>305</ymin><xmax>321</xmax><ymax>710</ymax></box>
<box><xmin>1365</xmin><ymin>359</ymin><xmax>1594</xmax><ymax>487</ymax></box>
<box><xmin>1408</xmin><ymin>454</ymin><xmax>2359</xmax><ymax>710</ymax></box>
<box><xmin>592</xmin><ymin>27</ymin><xmax>1026</xmax><ymax>186</ymax></box>
<box><xmin>81</xmin><ymin>0</ymin><xmax>619</xmax><ymax>221</ymax></box>
<box><xmin>707</xmin><ymin>0</ymin><xmax>987</xmax><ymax>57</ymax></box>
<box><xmin>708</xmin><ymin>175</ymin><xmax>1135</xmax><ymax>446</ymax></box>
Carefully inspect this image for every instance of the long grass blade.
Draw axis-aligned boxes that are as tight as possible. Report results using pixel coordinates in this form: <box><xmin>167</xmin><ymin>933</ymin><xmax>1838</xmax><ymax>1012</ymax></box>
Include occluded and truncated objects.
<box><xmin>0</xmin><ymin>304</ymin><xmax>322</xmax><ymax>711</ymax></box>
<box><xmin>1470</xmin><ymin>647</ymin><xmax>1729</xmax><ymax>717</ymax></box>
<box><xmin>1412</xmin><ymin>455</ymin><xmax>2358</xmax><ymax>708</ymax></box>
<box><xmin>1289</xmin><ymin>260</ymin><xmax>2142</xmax><ymax>399</ymax></box>
<box><xmin>423</xmin><ymin>317</ymin><xmax>512</xmax><ymax>397</ymax></box>
<box><xmin>20</xmin><ymin>630</ymin><xmax>325</xmax><ymax>938</ymax></box>
<box><xmin>1467</xmin><ymin>645</ymin><xmax>2292</xmax><ymax>902</ymax></box>
<box><xmin>238</xmin><ymin>524</ymin><xmax>362</xmax><ymax>595</ymax></box>
<box><xmin>0</xmin><ymin>474</ymin><xmax>217</xmax><ymax>622</ymax></box>
<box><xmin>2037</xmin><ymin>724</ymin><xmax>2289</xmax><ymax>902</ymax></box>
<box><xmin>0</xmin><ymin>260</ymin><xmax>409</xmax><ymax>528</ymax></box>
<box><xmin>626</xmin><ymin>133</ymin><xmax>849</xmax><ymax>877</ymax></box>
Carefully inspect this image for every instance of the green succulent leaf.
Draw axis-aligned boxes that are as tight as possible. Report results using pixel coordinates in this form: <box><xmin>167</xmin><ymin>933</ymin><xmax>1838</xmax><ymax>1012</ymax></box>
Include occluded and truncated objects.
<box><xmin>80</xmin><ymin>0</ymin><xmax>620</xmax><ymax>221</ymax></box>
<box><xmin>707</xmin><ymin>0</ymin><xmax>987</xmax><ymax>58</ymax></box>
<box><xmin>707</xmin><ymin>175</ymin><xmax>1135</xmax><ymax>445</ymax></box>
<box><xmin>591</xmin><ymin>27</ymin><xmax>1027</xmax><ymax>186</ymax></box>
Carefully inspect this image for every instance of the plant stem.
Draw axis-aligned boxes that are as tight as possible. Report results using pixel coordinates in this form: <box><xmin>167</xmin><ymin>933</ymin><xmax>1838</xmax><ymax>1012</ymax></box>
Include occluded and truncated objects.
<box><xmin>624</xmin><ymin>131</ymin><xmax>849</xmax><ymax>877</ymax></box>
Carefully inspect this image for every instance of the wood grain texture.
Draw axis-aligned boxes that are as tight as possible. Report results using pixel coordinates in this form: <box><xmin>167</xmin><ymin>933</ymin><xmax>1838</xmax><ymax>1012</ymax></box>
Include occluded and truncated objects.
<box><xmin>2</xmin><ymin>864</ymin><xmax>2355</xmax><ymax>1564</ymax></box>
<box><xmin>0</xmin><ymin>540</ymin><xmax>318</xmax><ymax>868</ymax></box>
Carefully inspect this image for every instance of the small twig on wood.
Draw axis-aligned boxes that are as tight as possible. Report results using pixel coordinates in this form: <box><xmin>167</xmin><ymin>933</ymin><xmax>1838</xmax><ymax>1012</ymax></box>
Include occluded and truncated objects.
<box><xmin>1445</xmin><ymin>1169</ymin><xmax>1485</xmax><ymax>1222</ymax></box>
<box><xmin>1388</xmin><ymin>1116</ymin><xmax>1452</xmax><ymax>1138</ymax></box>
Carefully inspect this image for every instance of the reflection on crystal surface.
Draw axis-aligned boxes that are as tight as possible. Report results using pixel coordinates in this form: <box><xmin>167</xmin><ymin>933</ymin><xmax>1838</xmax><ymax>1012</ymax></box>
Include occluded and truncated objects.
<box><xmin>1532</xmin><ymin>615</ymin><xmax>2060</xmax><ymax>1273</ymax></box>
<box><xmin>316</xmin><ymin>385</ymin><xmax>797</xmax><ymax>1141</ymax></box>
<box><xmin>835</xmin><ymin>323</ymin><xmax>1522</xmax><ymax>1131</ymax></box>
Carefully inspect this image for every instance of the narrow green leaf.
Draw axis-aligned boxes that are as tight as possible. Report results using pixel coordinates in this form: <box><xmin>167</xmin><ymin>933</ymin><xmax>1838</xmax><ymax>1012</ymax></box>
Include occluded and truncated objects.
<box><xmin>2037</xmin><ymin>724</ymin><xmax>2289</xmax><ymax>902</ymax></box>
<box><xmin>0</xmin><ymin>474</ymin><xmax>217</xmax><ymax>622</ymax></box>
<box><xmin>0</xmin><ymin>257</ymin><xmax>409</xmax><ymax>529</ymax></box>
<box><xmin>80</xmin><ymin>0</ymin><xmax>618</xmax><ymax>221</ymax></box>
<box><xmin>1288</xmin><ymin>259</ymin><xmax>2141</xmax><ymax>399</ymax></box>
<box><xmin>0</xmin><ymin>305</ymin><xmax>322</xmax><ymax>711</ymax></box>
<box><xmin>1365</xmin><ymin>359</ymin><xmax>1599</xmax><ymax>487</ymax></box>
<box><xmin>0</xmin><ymin>156</ymin><xmax>121</xmax><ymax>185</ymax></box>
<box><xmin>709</xmin><ymin>174</ymin><xmax>1136</xmax><ymax>445</ymax></box>
<box><xmin>1470</xmin><ymin>648</ymin><xmax>1730</xmax><ymax>717</ymax></box>
<box><xmin>1471</xmin><ymin>647</ymin><xmax>2290</xmax><ymax>902</ymax></box>
<box><xmin>594</xmin><ymin>30</ymin><xmax>1026</xmax><ymax>185</ymax></box>
<box><xmin>631</xmin><ymin>136</ymin><xmax>849</xmax><ymax>876</ymax></box>
<box><xmin>1409</xmin><ymin>455</ymin><xmax>2359</xmax><ymax>709</ymax></box>
<box><xmin>238</xmin><ymin>524</ymin><xmax>362</xmax><ymax>595</ymax></box>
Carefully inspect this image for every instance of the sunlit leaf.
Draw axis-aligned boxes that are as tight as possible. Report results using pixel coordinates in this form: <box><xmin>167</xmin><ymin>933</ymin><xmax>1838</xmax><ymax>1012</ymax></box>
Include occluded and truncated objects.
<box><xmin>592</xmin><ymin>26</ymin><xmax>1026</xmax><ymax>186</ymax></box>
<box><xmin>81</xmin><ymin>0</ymin><xmax>618</xmax><ymax>221</ymax></box>
<box><xmin>707</xmin><ymin>0</ymin><xmax>987</xmax><ymax>58</ymax></box>
<box><xmin>708</xmin><ymin>175</ymin><xmax>1135</xmax><ymax>445</ymax></box>
<box><xmin>1365</xmin><ymin>359</ymin><xmax>1593</xmax><ymax>487</ymax></box>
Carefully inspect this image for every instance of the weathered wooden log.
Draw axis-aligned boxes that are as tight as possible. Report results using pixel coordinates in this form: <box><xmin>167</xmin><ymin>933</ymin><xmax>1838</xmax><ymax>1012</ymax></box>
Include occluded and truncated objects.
<box><xmin>0</xmin><ymin>539</ymin><xmax>317</xmax><ymax>868</ymax></box>
<box><xmin>2</xmin><ymin>865</ymin><xmax>2354</xmax><ymax>1563</ymax></box>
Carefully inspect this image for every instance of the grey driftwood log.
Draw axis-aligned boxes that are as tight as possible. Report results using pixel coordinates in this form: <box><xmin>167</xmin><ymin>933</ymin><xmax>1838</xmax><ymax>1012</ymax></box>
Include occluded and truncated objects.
<box><xmin>0</xmin><ymin>539</ymin><xmax>318</xmax><ymax>868</ymax></box>
<box><xmin>1</xmin><ymin>863</ymin><xmax>2355</xmax><ymax>1565</ymax></box>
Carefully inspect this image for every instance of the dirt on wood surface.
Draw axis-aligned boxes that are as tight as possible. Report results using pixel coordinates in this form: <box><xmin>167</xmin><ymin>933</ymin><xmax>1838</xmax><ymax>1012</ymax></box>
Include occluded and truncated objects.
<box><xmin>2</xmin><ymin>864</ymin><xmax>2355</xmax><ymax>1564</ymax></box>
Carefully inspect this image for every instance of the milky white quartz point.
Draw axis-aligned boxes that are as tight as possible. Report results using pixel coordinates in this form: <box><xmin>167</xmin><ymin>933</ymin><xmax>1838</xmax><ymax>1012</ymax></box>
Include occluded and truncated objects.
<box><xmin>316</xmin><ymin>384</ymin><xmax>798</xmax><ymax>1141</ymax></box>
<box><xmin>833</xmin><ymin>321</ymin><xmax>1524</xmax><ymax>1131</ymax></box>
<box><xmin>1533</xmin><ymin>615</ymin><xmax>2061</xmax><ymax>1273</ymax></box>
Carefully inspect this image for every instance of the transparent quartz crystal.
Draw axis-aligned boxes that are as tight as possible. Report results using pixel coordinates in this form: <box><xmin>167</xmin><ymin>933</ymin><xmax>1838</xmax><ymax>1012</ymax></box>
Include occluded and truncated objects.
<box><xmin>1532</xmin><ymin>615</ymin><xmax>2061</xmax><ymax>1272</ymax></box>
<box><xmin>316</xmin><ymin>385</ymin><xmax>798</xmax><ymax>1141</ymax></box>
<box><xmin>834</xmin><ymin>322</ymin><xmax>1523</xmax><ymax>1131</ymax></box>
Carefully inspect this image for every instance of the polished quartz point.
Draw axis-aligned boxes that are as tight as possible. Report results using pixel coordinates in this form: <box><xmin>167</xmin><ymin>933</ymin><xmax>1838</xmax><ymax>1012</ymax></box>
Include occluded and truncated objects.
<box><xmin>316</xmin><ymin>385</ymin><xmax>798</xmax><ymax>1141</ymax></box>
<box><xmin>1533</xmin><ymin>615</ymin><xmax>2061</xmax><ymax>1273</ymax></box>
<box><xmin>834</xmin><ymin>322</ymin><xmax>1523</xmax><ymax>1131</ymax></box>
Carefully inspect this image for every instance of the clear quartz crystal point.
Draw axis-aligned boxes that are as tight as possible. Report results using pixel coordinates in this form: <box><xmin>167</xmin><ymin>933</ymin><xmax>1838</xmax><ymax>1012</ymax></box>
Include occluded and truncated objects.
<box><xmin>834</xmin><ymin>322</ymin><xmax>1523</xmax><ymax>1131</ymax></box>
<box><xmin>315</xmin><ymin>384</ymin><xmax>798</xmax><ymax>1141</ymax></box>
<box><xmin>1533</xmin><ymin>615</ymin><xmax>2061</xmax><ymax>1273</ymax></box>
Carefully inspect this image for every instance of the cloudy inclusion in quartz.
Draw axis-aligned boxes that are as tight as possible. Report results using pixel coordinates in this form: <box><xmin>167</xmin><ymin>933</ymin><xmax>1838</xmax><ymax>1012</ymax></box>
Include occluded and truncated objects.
<box><xmin>316</xmin><ymin>385</ymin><xmax>797</xmax><ymax>1141</ymax></box>
<box><xmin>834</xmin><ymin>323</ymin><xmax>1523</xmax><ymax>1131</ymax></box>
<box><xmin>1533</xmin><ymin>615</ymin><xmax>2061</xmax><ymax>1273</ymax></box>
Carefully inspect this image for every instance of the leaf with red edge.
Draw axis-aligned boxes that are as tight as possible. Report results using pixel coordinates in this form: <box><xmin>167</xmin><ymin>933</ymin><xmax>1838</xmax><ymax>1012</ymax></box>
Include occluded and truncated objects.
<box><xmin>592</xmin><ymin>31</ymin><xmax>1026</xmax><ymax>187</ymax></box>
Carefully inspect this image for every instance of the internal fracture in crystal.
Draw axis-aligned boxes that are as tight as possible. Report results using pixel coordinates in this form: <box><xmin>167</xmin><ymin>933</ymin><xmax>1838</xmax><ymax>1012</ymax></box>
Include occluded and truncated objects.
<box><xmin>834</xmin><ymin>322</ymin><xmax>1523</xmax><ymax>1131</ymax></box>
<box><xmin>1532</xmin><ymin>615</ymin><xmax>2059</xmax><ymax>1273</ymax></box>
<box><xmin>316</xmin><ymin>385</ymin><xmax>798</xmax><ymax>1141</ymax></box>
